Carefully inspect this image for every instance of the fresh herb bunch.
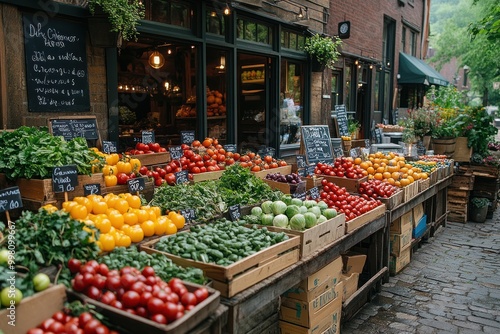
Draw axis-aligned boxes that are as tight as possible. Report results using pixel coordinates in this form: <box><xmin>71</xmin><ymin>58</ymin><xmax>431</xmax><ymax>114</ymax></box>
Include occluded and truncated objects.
<box><xmin>0</xmin><ymin>126</ymin><xmax>100</xmax><ymax>180</ymax></box>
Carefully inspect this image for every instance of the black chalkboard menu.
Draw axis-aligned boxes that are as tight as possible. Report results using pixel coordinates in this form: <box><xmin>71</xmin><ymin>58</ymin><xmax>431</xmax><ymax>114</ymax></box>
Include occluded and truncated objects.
<box><xmin>102</xmin><ymin>141</ymin><xmax>117</xmax><ymax>154</ymax></box>
<box><xmin>374</xmin><ymin>128</ymin><xmax>383</xmax><ymax>144</ymax></box>
<box><xmin>335</xmin><ymin>105</ymin><xmax>349</xmax><ymax>137</ymax></box>
<box><xmin>0</xmin><ymin>187</ymin><xmax>23</xmax><ymax>213</ymax></box>
<box><xmin>23</xmin><ymin>14</ymin><xmax>90</xmax><ymax>112</ymax></box>
<box><xmin>300</xmin><ymin>125</ymin><xmax>334</xmax><ymax>165</ymax></box>
<box><xmin>48</xmin><ymin>117</ymin><xmax>99</xmax><ymax>141</ymax></box>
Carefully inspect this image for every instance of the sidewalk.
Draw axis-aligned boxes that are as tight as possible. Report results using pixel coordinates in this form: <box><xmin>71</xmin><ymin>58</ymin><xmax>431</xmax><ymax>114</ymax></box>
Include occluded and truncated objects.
<box><xmin>341</xmin><ymin>211</ymin><xmax>500</xmax><ymax>333</ymax></box>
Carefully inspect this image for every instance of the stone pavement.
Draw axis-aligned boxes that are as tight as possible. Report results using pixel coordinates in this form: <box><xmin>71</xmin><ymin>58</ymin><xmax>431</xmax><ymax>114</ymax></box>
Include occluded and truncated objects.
<box><xmin>341</xmin><ymin>212</ymin><xmax>500</xmax><ymax>334</ymax></box>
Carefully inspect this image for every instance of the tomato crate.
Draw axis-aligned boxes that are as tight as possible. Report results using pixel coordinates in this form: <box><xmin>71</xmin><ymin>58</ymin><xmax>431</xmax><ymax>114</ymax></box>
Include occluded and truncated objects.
<box><xmin>267</xmin><ymin>213</ymin><xmax>345</xmax><ymax>260</ymax></box>
<box><xmin>140</xmin><ymin>231</ymin><xmax>300</xmax><ymax>298</ymax></box>
<box><xmin>402</xmin><ymin>181</ymin><xmax>419</xmax><ymax>202</ymax></box>
<box><xmin>252</xmin><ymin>165</ymin><xmax>292</xmax><ymax>179</ymax></box>
<box><xmin>304</xmin><ymin>176</ymin><xmax>324</xmax><ymax>190</ymax></box>
<box><xmin>130</xmin><ymin>152</ymin><xmax>171</xmax><ymax>167</ymax></box>
<box><xmin>379</xmin><ymin>189</ymin><xmax>404</xmax><ymax>210</ymax></box>
<box><xmin>418</xmin><ymin>178</ymin><xmax>430</xmax><ymax>193</ymax></box>
<box><xmin>103</xmin><ymin>176</ymin><xmax>154</xmax><ymax>201</ymax></box>
<box><xmin>0</xmin><ymin>284</ymin><xmax>67</xmax><ymax>334</ymax></box>
<box><xmin>344</xmin><ymin>204</ymin><xmax>386</xmax><ymax>233</ymax></box>
<box><xmin>69</xmin><ymin>281</ymin><xmax>220</xmax><ymax>334</ymax></box>
<box><xmin>320</xmin><ymin>175</ymin><xmax>368</xmax><ymax>193</ymax></box>
<box><xmin>192</xmin><ymin>170</ymin><xmax>225</xmax><ymax>183</ymax></box>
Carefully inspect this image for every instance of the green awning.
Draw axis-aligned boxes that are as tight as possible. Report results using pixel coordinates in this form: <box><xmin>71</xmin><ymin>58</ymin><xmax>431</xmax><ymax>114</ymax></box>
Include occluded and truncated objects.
<box><xmin>398</xmin><ymin>52</ymin><xmax>449</xmax><ymax>86</ymax></box>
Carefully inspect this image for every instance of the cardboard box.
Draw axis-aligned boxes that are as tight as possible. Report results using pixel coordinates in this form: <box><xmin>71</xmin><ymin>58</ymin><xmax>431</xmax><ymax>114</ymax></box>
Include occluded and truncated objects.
<box><xmin>294</xmin><ymin>256</ymin><xmax>343</xmax><ymax>292</ymax></box>
<box><xmin>389</xmin><ymin>222</ymin><xmax>412</xmax><ymax>256</ymax></box>
<box><xmin>412</xmin><ymin>203</ymin><xmax>424</xmax><ymax>227</ymax></box>
<box><xmin>279</xmin><ymin>293</ymin><xmax>342</xmax><ymax>334</ymax></box>
<box><xmin>413</xmin><ymin>214</ymin><xmax>428</xmax><ymax>239</ymax></box>
<box><xmin>340</xmin><ymin>272</ymin><xmax>360</xmax><ymax>302</ymax></box>
<box><xmin>341</xmin><ymin>252</ymin><xmax>367</xmax><ymax>276</ymax></box>
<box><xmin>279</xmin><ymin>282</ymin><xmax>343</xmax><ymax>328</ymax></box>
<box><xmin>389</xmin><ymin>246</ymin><xmax>411</xmax><ymax>275</ymax></box>
<box><xmin>389</xmin><ymin>210</ymin><xmax>413</xmax><ymax>234</ymax></box>
<box><xmin>0</xmin><ymin>285</ymin><xmax>66</xmax><ymax>334</ymax></box>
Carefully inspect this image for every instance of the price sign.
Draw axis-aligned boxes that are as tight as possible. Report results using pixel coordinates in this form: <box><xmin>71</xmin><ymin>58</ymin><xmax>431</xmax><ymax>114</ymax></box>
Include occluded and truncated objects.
<box><xmin>306</xmin><ymin>165</ymin><xmax>316</xmax><ymax>177</ymax></box>
<box><xmin>228</xmin><ymin>204</ymin><xmax>241</xmax><ymax>221</ymax></box>
<box><xmin>127</xmin><ymin>177</ymin><xmax>146</xmax><ymax>193</ymax></box>
<box><xmin>292</xmin><ymin>190</ymin><xmax>307</xmax><ymax>201</ymax></box>
<box><xmin>224</xmin><ymin>144</ymin><xmax>237</xmax><ymax>153</ymax></box>
<box><xmin>83</xmin><ymin>183</ymin><xmax>101</xmax><ymax>196</ymax></box>
<box><xmin>102</xmin><ymin>141</ymin><xmax>117</xmax><ymax>154</ymax></box>
<box><xmin>364</xmin><ymin>139</ymin><xmax>371</xmax><ymax>149</ymax></box>
<box><xmin>52</xmin><ymin>165</ymin><xmax>78</xmax><ymax>193</ymax></box>
<box><xmin>142</xmin><ymin>131</ymin><xmax>155</xmax><ymax>144</ymax></box>
<box><xmin>300</xmin><ymin>125</ymin><xmax>334</xmax><ymax>165</ymax></box>
<box><xmin>175</xmin><ymin>170</ymin><xmax>189</xmax><ymax>185</ymax></box>
<box><xmin>333</xmin><ymin>147</ymin><xmax>344</xmax><ymax>158</ymax></box>
<box><xmin>0</xmin><ymin>187</ymin><xmax>23</xmax><ymax>213</ymax></box>
<box><xmin>350</xmin><ymin>148</ymin><xmax>359</xmax><ymax>158</ymax></box>
<box><xmin>374</xmin><ymin>128</ymin><xmax>383</xmax><ymax>144</ymax></box>
<box><xmin>335</xmin><ymin>105</ymin><xmax>349</xmax><ymax>137</ymax></box>
<box><xmin>264</xmin><ymin>147</ymin><xmax>276</xmax><ymax>158</ymax></box>
<box><xmin>308</xmin><ymin>187</ymin><xmax>320</xmax><ymax>200</ymax></box>
<box><xmin>297</xmin><ymin>168</ymin><xmax>307</xmax><ymax>177</ymax></box>
<box><xmin>180</xmin><ymin>131</ymin><xmax>195</xmax><ymax>145</ymax></box>
<box><xmin>169</xmin><ymin>146</ymin><xmax>183</xmax><ymax>160</ymax></box>
<box><xmin>296</xmin><ymin>155</ymin><xmax>307</xmax><ymax>169</ymax></box>
<box><xmin>180</xmin><ymin>208</ymin><xmax>196</xmax><ymax>222</ymax></box>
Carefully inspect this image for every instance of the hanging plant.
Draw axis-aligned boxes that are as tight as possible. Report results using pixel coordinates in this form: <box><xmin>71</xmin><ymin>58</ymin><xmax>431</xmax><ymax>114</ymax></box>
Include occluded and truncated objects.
<box><xmin>303</xmin><ymin>34</ymin><xmax>342</xmax><ymax>70</ymax></box>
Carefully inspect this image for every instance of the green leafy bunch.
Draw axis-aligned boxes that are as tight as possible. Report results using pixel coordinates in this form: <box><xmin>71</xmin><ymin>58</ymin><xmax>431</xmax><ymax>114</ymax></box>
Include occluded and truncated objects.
<box><xmin>471</xmin><ymin>197</ymin><xmax>490</xmax><ymax>208</ymax></box>
<box><xmin>303</xmin><ymin>34</ymin><xmax>342</xmax><ymax>69</ymax></box>
<box><xmin>89</xmin><ymin>0</ymin><xmax>145</xmax><ymax>41</ymax></box>
<box><xmin>455</xmin><ymin>106</ymin><xmax>498</xmax><ymax>155</ymax></box>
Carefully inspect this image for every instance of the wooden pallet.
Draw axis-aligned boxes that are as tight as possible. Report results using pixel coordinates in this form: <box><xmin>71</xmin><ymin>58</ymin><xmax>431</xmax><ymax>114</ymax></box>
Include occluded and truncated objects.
<box><xmin>470</xmin><ymin>165</ymin><xmax>499</xmax><ymax>178</ymax></box>
<box><xmin>141</xmin><ymin>232</ymin><xmax>300</xmax><ymax>297</ymax></box>
<box><xmin>447</xmin><ymin>189</ymin><xmax>470</xmax><ymax>198</ymax></box>
<box><xmin>447</xmin><ymin>212</ymin><xmax>468</xmax><ymax>223</ymax></box>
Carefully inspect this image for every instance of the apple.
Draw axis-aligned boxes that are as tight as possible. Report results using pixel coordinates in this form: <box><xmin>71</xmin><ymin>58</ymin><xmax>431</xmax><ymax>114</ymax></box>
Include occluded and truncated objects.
<box><xmin>1</xmin><ymin>287</ymin><xmax>22</xmax><ymax>307</ymax></box>
<box><xmin>33</xmin><ymin>273</ymin><xmax>51</xmax><ymax>292</ymax></box>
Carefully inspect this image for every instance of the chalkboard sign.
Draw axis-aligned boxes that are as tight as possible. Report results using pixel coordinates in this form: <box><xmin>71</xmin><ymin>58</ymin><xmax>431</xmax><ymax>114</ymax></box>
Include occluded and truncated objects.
<box><xmin>374</xmin><ymin>128</ymin><xmax>383</xmax><ymax>144</ymax></box>
<box><xmin>264</xmin><ymin>147</ymin><xmax>276</xmax><ymax>158</ymax></box>
<box><xmin>49</xmin><ymin>117</ymin><xmax>99</xmax><ymax>141</ymax></box>
<box><xmin>175</xmin><ymin>170</ymin><xmax>189</xmax><ymax>185</ymax></box>
<box><xmin>306</xmin><ymin>164</ymin><xmax>317</xmax><ymax>176</ymax></box>
<box><xmin>296</xmin><ymin>155</ymin><xmax>307</xmax><ymax>169</ymax></box>
<box><xmin>224</xmin><ymin>144</ymin><xmax>237</xmax><ymax>153</ymax></box>
<box><xmin>297</xmin><ymin>168</ymin><xmax>307</xmax><ymax>177</ymax></box>
<box><xmin>292</xmin><ymin>190</ymin><xmax>307</xmax><ymax>201</ymax></box>
<box><xmin>52</xmin><ymin>165</ymin><xmax>78</xmax><ymax>193</ymax></box>
<box><xmin>102</xmin><ymin>141</ymin><xmax>117</xmax><ymax>154</ymax></box>
<box><xmin>365</xmin><ymin>139</ymin><xmax>371</xmax><ymax>149</ymax></box>
<box><xmin>180</xmin><ymin>131</ymin><xmax>195</xmax><ymax>145</ymax></box>
<box><xmin>169</xmin><ymin>146</ymin><xmax>183</xmax><ymax>160</ymax></box>
<box><xmin>180</xmin><ymin>208</ymin><xmax>196</xmax><ymax>222</ymax></box>
<box><xmin>142</xmin><ymin>131</ymin><xmax>155</xmax><ymax>144</ymax></box>
<box><xmin>128</xmin><ymin>177</ymin><xmax>146</xmax><ymax>193</ymax></box>
<box><xmin>228</xmin><ymin>204</ymin><xmax>241</xmax><ymax>221</ymax></box>
<box><xmin>83</xmin><ymin>183</ymin><xmax>101</xmax><ymax>196</ymax></box>
<box><xmin>335</xmin><ymin>105</ymin><xmax>349</xmax><ymax>137</ymax></box>
<box><xmin>0</xmin><ymin>187</ymin><xmax>23</xmax><ymax>213</ymax></box>
<box><xmin>333</xmin><ymin>147</ymin><xmax>344</xmax><ymax>158</ymax></box>
<box><xmin>308</xmin><ymin>187</ymin><xmax>320</xmax><ymax>200</ymax></box>
<box><xmin>350</xmin><ymin>148</ymin><xmax>359</xmax><ymax>158</ymax></box>
<box><xmin>300</xmin><ymin>125</ymin><xmax>334</xmax><ymax>165</ymax></box>
<box><xmin>23</xmin><ymin>14</ymin><xmax>90</xmax><ymax>112</ymax></box>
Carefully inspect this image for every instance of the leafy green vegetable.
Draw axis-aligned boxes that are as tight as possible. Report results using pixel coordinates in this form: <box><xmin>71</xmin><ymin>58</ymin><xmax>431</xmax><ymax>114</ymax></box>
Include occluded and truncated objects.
<box><xmin>0</xmin><ymin>126</ymin><xmax>100</xmax><ymax>180</ymax></box>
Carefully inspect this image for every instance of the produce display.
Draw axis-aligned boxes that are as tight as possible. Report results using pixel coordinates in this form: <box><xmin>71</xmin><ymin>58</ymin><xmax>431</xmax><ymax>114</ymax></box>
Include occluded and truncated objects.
<box><xmin>69</xmin><ymin>260</ymin><xmax>210</xmax><ymax>324</ymax></box>
<box><xmin>265</xmin><ymin>172</ymin><xmax>302</xmax><ymax>184</ymax></box>
<box><xmin>153</xmin><ymin>219</ymin><xmax>289</xmax><ymax>266</ymax></box>
<box><xmin>314</xmin><ymin>158</ymin><xmax>367</xmax><ymax>178</ymax></box>
<box><xmin>319</xmin><ymin>178</ymin><xmax>383</xmax><ymax>221</ymax></box>
<box><xmin>176</xmin><ymin>89</ymin><xmax>226</xmax><ymax>118</ymax></box>
<box><xmin>126</xmin><ymin>141</ymin><xmax>168</xmax><ymax>155</ymax></box>
<box><xmin>0</xmin><ymin>126</ymin><xmax>99</xmax><ymax>180</ymax></box>
<box><xmin>358</xmin><ymin>179</ymin><xmax>399</xmax><ymax>200</ymax></box>
<box><xmin>51</xmin><ymin>193</ymin><xmax>186</xmax><ymax>252</ymax></box>
<box><xmin>243</xmin><ymin>197</ymin><xmax>338</xmax><ymax>230</ymax></box>
<box><xmin>97</xmin><ymin>152</ymin><xmax>142</xmax><ymax>186</ymax></box>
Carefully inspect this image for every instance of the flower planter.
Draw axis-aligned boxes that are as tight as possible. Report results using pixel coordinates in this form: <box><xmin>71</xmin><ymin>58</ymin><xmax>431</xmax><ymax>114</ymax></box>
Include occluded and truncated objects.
<box><xmin>432</xmin><ymin>137</ymin><xmax>456</xmax><ymax>157</ymax></box>
<box><xmin>470</xmin><ymin>205</ymin><xmax>488</xmax><ymax>223</ymax></box>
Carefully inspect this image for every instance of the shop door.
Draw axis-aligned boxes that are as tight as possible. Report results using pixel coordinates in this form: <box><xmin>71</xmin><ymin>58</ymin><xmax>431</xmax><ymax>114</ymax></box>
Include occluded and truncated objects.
<box><xmin>237</xmin><ymin>54</ymin><xmax>269</xmax><ymax>153</ymax></box>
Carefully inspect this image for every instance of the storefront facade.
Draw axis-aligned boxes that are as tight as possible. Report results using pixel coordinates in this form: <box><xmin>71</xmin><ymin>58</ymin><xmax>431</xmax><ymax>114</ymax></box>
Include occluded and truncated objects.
<box><xmin>0</xmin><ymin>0</ymin><xmax>333</xmax><ymax>158</ymax></box>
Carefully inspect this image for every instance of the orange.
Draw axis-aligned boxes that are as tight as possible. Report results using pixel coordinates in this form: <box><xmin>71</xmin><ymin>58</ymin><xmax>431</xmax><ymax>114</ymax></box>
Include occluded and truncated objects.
<box><xmin>391</xmin><ymin>172</ymin><xmax>401</xmax><ymax>180</ymax></box>
<box><xmin>374</xmin><ymin>173</ymin><xmax>383</xmax><ymax>180</ymax></box>
<box><xmin>354</xmin><ymin>157</ymin><xmax>362</xmax><ymax>165</ymax></box>
<box><xmin>400</xmin><ymin>178</ymin><xmax>410</xmax><ymax>187</ymax></box>
<box><xmin>382</xmin><ymin>172</ymin><xmax>392</xmax><ymax>179</ymax></box>
<box><xmin>360</xmin><ymin>162</ymin><xmax>369</xmax><ymax>170</ymax></box>
<box><xmin>367</xmin><ymin>167</ymin><xmax>375</xmax><ymax>175</ymax></box>
<box><xmin>376</xmin><ymin>166</ymin><xmax>385</xmax><ymax>174</ymax></box>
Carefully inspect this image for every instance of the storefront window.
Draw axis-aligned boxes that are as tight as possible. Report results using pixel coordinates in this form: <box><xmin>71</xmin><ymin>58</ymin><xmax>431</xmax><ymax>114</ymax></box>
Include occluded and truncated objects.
<box><xmin>206</xmin><ymin>7</ymin><xmax>225</xmax><ymax>35</ymax></box>
<box><xmin>281</xmin><ymin>30</ymin><xmax>306</xmax><ymax>51</ymax></box>
<box><xmin>149</xmin><ymin>0</ymin><xmax>193</xmax><ymax>28</ymax></box>
<box><xmin>344</xmin><ymin>64</ymin><xmax>352</xmax><ymax>111</ymax></box>
<box><xmin>279</xmin><ymin>60</ymin><xmax>303</xmax><ymax>146</ymax></box>
<box><xmin>237</xmin><ymin>18</ymin><xmax>273</xmax><ymax>45</ymax></box>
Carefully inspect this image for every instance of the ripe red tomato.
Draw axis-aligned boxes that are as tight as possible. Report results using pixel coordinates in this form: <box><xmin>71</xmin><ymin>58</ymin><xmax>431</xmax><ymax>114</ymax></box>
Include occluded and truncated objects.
<box><xmin>181</xmin><ymin>292</ymin><xmax>198</xmax><ymax>306</ymax></box>
<box><xmin>116</xmin><ymin>172</ymin><xmax>130</xmax><ymax>185</ymax></box>
<box><xmin>122</xmin><ymin>290</ymin><xmax>141</xmax><ymax>309</ymax></box>
<box><xmin>194</xmin><ymin>287</ymin><xmax>209</xmax><ymax>303</ymax></box>
<box><xmin>67</xmin><ymin>258</ymin><xmax>82</xmax><ymax>274</ymax></box>
<box><xmin>164</xmin><ymin>301</ymin><xmax>179</xmax><ymax>322</ymax></box>
<box><xmin>150</xmin><ymin>313</ymin><xmax>167</xmax><ymax>324</ymax></box>
<box><xmin>147</xmin><ymin>297</ymin><xmax>166</xmax><ymax>315</ymax></box>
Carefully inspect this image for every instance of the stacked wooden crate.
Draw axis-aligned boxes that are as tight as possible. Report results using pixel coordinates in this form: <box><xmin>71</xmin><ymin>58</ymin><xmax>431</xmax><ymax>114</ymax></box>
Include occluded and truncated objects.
<box><xmin>447</xmin><ymin>165</ymin><xmax>474</xmax><ymax>223</ymax></box>
<box><xmin>470</xmin><ymin>165</ymin><xmax>500</xmax><ymax>218</ymax></box>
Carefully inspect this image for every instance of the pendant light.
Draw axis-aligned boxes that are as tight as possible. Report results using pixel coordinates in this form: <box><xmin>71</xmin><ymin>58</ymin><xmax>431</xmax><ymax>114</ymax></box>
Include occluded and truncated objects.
<box><xmin>149</xmin><ymin>50</ymin><xmax>165</xmax><ymax>69</ymax></box>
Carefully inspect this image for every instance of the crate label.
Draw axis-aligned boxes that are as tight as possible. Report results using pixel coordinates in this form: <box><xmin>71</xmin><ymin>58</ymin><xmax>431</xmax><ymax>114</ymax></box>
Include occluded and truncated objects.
<box><xmin>333</xmin><ymin>147</ymin><xmax>344</xmax><ymax>158</ymax></box>
<box><xmin>228</xmin><ymin>204</ymin><xmax>241</xmax><ymax>221</ymax></box>
<box><xmin>52</xmin><ymin>165</ymin><xmax>78</xmax><ymax>193</ymax></box>
<box><xmin>83</xmin><ymin>183</ymin><xmax>101</xmax><ymax>196</ymax></box>
<box><xmin>306</xmin><ymin>165</ymin><xmax>316</xmax><ymax>176</ymax></box>
<box><xmin>297</xmin><ymin>168</ymin><xmax>307</xmax><ymax>177</ymax></box>
<box><xmin>169</xmin><ymin>146</ymin><xmax>183</xmax><ymax>160</ymax></box>
<box><xmin>127</xmin><ymin>177</ymin><xmax>146</xmax><ymax>193</ymax></box>
<box><xmin>292</xmin><ymin>190</ymin><xmax>307</xmax><ymax>201</ymax></box>
<box><xmin>175</xmin><ymin>170</ymin><xmax>189</xmax><ymax>185</ymax></box>
<box><xmin>0</xmin><ymin>186</ymin><xmax>23</xmax><ymax>213</ymax></box>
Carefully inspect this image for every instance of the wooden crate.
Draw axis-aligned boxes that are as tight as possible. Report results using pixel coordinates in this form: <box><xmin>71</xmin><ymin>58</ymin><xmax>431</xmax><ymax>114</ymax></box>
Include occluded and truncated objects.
<box><xmin>450</xmin><ymin>174</ymin><xmax>475</xmax><ymax>190</ymax></box>
<box><xmin>452</xmin><ymin>137</ymin><xmax>472</xmax><ymax>162</ymax></box>
<box><xmin>470</xmin><ymin>165</ymin><xmax>499</xmax><ymax>178</ymax></box>
<box><xmin>402</xmin><ymin>181</ymin><xmax>419</xmax><ymax>202</ymax></box>
<box><xmin>262</xmin><ymin>179</ymin><xmax>306</xmax><ymax>195</ymax></box>
<box><xmin>131</xmin><ymin>152</ymin><xmax>170</xmax><ymax>166</ymax></box>
<box><xmin>379</xmin><ymin>189</ymin><xmax>403</xmax><ymax>210</ymax></box>
<box><xmin>252</xmin><ymin>165</ymin><xmax>292</xmax><ymax>179</ymax></box>
<box><xmin>304</xmin><ymin>176</ymin><xmax>323</xmax><ymax>190</ymax></box>
<box><xmin>345</xmin><ymin>204</ymin><xmax>386</xmax><ymax>233</ymax></box>
<box><xmin>320</xmin><ymin>175</ymin><xmax>368</xmax><ymax>193</ymax></box>
<box><xmin>70</xmin><ymin>282</ymin><xmax>220</xmax><ymax>334</ymax></box>
<box><xmin>192</xmin><ymin>170</ymin><xmax>225</xmax><ymax>183</ymax></box>
<box><xmin>267</xmin><ymin>214</ymin><xmax>346</xmax><ymax>260</ymax></box>
<box><xmin>55</xmin><ymin>173</ymin><xmax>105</xmax><ymax>201</ymax></box>
<box><xmin>447</xmin><ymin>212</ymin><xmax>468</xmax><ymax>223</ymax></box>
<box><xmin>418</xmin><ymin>178</ymin><xmax>430</xmax><ymax>193</ymax></box>
<box><xmin>429</xmin><ymin>170</ymin><xmax>438</xmax><ymax>185</ymax></box>
<box><xmin>447</xmin><ymin>189</ymin><xmax>470</xmax><ymax>199</ymax></box>
<box><xmin>141</xmin><ymin>232</ymin><xmax>300</xmax><ymax>297</ymax></box>
<box><xmin>103</xmin><ymin>177</ymin><xmax>154</xmax><ymax>201</ymax></box>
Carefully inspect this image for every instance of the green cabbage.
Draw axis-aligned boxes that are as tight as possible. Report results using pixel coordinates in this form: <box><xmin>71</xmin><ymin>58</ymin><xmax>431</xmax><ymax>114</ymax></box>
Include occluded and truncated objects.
<box><xmin>304</xmin><ymin>212</ymin><xmax>317</xmax><ymax>228</ymax></box>
<box><xmin>273</xmin><ymin>214</ymin><xmax>289</xmax><ymax>228</ymax></box>
<box><xmin>251</xmin><ymin>206</ymin><xmax>263</xmax><ymax>217</ymax></box>
<box><xmin>289</xmin><ymin>214</ymin><xmax>306</xmax><ymax>231</ymax></box>
<box><xmin>285</xmin><ymin>205</ymin><xmax>301</xmax><ymax>219</ymax></box>
<box><xmin>261</xmin><ymin>200</ymin><xmax>274</xmax><ymax>214</ymax></box>
<box><xmin>261</xmin><ymin>213</ymin><xmax>275</xmax><ymax>225</ymax></box>
<box><xmin>322</xmin><ymin>208</ymin><xmax>337</xmax><ymax>219</ymax></box>
<box><xmin>271</xmin><ymin>200</ymin><xmax>288</xmax><ymax>215</ymax></box>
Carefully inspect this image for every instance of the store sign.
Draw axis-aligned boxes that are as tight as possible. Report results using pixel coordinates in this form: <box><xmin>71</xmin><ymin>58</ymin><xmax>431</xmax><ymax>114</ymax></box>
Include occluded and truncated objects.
<box><xmin>335</xmin><ymin>105</ymin><xmax>349</xmax><ymax>137</ymax></box>
<box><xmin>49</xmin><ymin>118</ymin><xmax>99</xmax><ymax>141</ymax></box>
<box><xmin>169</xmin><ymin>146</ymin><xmax>183</xmax><ymax>160</ymax></box>
<box><xmin>142</xmin><ymin>131</ymin><xmax>155</xmax><ymax>144</ymax></box>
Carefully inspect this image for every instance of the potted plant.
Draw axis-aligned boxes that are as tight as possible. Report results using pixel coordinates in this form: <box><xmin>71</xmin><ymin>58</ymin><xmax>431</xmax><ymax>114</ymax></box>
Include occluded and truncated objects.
<box><xmin>87</xmin><ymin>0</ymin><xmax>145</xmax><ymax>47</ymax></box>
<box><xmin>470</xmin><ymin>197</ymin><xmax>490</xmax><ymax>223</ymax></box>
<box><xmin>348</xmin><ymin>119</ymin><xmax>360</xmax><ymax>139</ymax></box>
<box><xmin>303</xmin><ymin>34</ymin><xmax>342</xmax><ymax>71</ymax></box>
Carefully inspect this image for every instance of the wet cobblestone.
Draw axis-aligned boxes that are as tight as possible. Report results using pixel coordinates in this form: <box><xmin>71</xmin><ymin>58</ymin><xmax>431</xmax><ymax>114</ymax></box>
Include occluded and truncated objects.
<box><xmin>341</xmin><ymin>212</ymin><xmax>500</xmax><ymax>333</ymax></box>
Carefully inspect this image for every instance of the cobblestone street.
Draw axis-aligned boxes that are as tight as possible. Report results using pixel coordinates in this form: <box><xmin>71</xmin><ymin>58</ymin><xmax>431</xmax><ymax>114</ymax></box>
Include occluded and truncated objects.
<box><xmin>342</xmin><ymin>213</ymin><xmax>500</xmax><ymax>334</ymax></box>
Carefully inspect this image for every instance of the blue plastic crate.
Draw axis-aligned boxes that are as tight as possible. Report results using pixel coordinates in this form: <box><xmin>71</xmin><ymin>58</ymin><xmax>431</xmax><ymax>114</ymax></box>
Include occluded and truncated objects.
<box><xmin>413</xmin><ymin>214</ymin><xmax>427</xmax><ymax>239</ymax></box>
